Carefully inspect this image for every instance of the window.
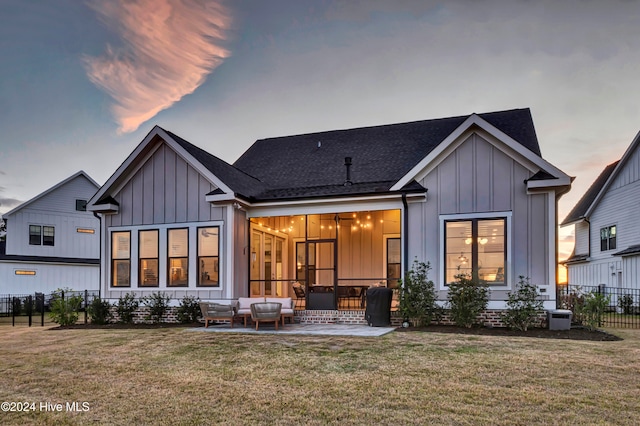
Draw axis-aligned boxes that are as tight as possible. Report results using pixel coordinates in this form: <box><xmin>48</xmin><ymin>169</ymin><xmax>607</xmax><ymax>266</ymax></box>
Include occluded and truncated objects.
<box><xmin>29</xmin><ymin>225</ymin><xmax>41</xmax><ymax>245</ymax></box>
<box><xmin>198</xmin><ymin>227</ymin><xmax>219</xmax><ymax>287</ymax></box>
<box><xmin>445</xmin><ymin>218</ymin><xmax>506</xmax><ymax>285</ymax></box>
<box><xmin>76</xmin><ymin>199</ymin><xmax>87</xmax><ymax>211</ymax></box>
<box><xmin>386</xmin><ymin>238</ymin><xmax>401</xmax><ymax>288</ymax></box>
<box><xmin>29</xmin><ymin>225</ymin><xmax>54</xmax><ymax>246</ymax></box>
<box><xmin>43</xmin><ymin>226</ymin><xmax>55</xmax><ymax>246</ymax></box>
<box><xmin>600</xmin><ymin>225</ymin><xmax>616</xmax><ymax>251</ymax></box>
<box><xmin>112</xmin><ymin>231</ymin><xmax>131</xmax><ymax>287</ymax></box>
<box><xmin>168</xmin><ymin>228</ymin><xmax>188</xmax><ymax>287</ymax></box>
<box><xmin>139</xmin><ymin>230</ymin><xmax>159</xmax><ymax>287</ymax></box>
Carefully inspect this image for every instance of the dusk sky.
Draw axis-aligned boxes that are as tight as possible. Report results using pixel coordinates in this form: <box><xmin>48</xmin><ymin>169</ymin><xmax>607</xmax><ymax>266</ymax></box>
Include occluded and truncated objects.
<box><xmin>2</xmin><ymin>0</ymin><xmax>640</xmax><ymax>268</ymax></box>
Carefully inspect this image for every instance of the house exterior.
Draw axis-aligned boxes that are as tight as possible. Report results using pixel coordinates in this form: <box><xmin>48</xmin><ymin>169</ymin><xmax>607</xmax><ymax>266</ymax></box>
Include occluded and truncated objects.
<box><xmin>561</xmin><ymin>131</ymin><xmax>640</xmax><ymax>289</ymax></box>
<box><xmin>0</xmin><ymin>171</ymin><xmax>100</xmax><ymax>295</ymax></box>
<box><xmin>88</xmin><ymin>108</ymin><xmax>571</xmax><ymax>312</ymax></box>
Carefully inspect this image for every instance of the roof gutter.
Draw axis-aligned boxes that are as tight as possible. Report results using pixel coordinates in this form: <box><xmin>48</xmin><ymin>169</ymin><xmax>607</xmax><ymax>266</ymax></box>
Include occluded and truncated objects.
<box><xmin>402</xmin><ymin>193</ymin><xmax>409</xmax><ymax>278</ymax></box>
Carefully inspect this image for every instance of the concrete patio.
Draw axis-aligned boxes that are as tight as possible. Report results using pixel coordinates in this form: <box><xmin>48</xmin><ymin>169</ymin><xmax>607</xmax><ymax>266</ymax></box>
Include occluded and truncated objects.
<box><xmin>186</xmin><ymin>323</ymin><xmax>396</xmax><ymax>337</ymax></box>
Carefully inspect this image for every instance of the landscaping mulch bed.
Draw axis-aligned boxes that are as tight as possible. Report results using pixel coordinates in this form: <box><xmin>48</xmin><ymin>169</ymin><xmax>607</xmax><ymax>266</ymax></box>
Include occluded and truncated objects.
<box><xmin>396</xmin><ymin>324</ymin><xmax>623</xmax><ymax>341</ymax></box>
<box><xmin>51</xmin><ymin>322</ymin><xmax>623</xmax><ymax>341</ymax></box>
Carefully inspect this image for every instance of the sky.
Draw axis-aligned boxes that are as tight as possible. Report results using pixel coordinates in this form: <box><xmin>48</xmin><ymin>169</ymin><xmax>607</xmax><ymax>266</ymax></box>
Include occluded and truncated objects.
<box><xmin>1</xmin><ymin>0</ymin><xmax>640</xmax><ymax>273</ymax></box>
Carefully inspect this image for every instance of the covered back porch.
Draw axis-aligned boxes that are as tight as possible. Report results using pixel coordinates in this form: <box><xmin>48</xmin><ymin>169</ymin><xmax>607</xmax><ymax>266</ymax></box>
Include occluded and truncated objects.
<box><xmin>248</xmin><ymin>209</ymin><xmax>402</xmax><ymax>312</ymax></box>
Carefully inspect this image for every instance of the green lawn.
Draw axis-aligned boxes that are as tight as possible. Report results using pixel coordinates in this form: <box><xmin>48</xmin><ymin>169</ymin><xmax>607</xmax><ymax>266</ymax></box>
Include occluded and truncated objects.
<box><xmin>1</xmin><ymin>325</ymin><xmax>639</xmax><ymax>425</ymax></box>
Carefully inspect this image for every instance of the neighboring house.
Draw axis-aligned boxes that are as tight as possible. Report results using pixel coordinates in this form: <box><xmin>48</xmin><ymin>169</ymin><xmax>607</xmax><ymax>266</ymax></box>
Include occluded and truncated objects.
<box><xmin>561</xmin><ymin>131</ymin><xmax>640</xmax><ymax>289</ymax></box>
<box><xmin>88</xmin><ymin>108</ymin><xmax>571</xmax><ymax>311</ymax></box>
<box><xmin>0</xmin><ymin>171</ymin><xmax>100</xmax><ymax>295</ymax></box>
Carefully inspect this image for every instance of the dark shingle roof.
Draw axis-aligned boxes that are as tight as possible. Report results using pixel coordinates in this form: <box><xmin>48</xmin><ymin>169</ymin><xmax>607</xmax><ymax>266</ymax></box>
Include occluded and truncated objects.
<box><xmin>166</xmin><ymin>130</ymin><xmax>266</xmax><ymax>198</ymax></box>
<box><xmin>613</xmin><ymin>245</ymin><xmax>640</xmax><ymax>257</ymax></box>
<box><xmin>561</xmin><ymin>161</ymin><xmax>619</xmax><ymax>225</ymax></box>
<box><xmin>231</xmin><ymin>108</ymin><xmax>541</xmax><ymax>201</ymax></box>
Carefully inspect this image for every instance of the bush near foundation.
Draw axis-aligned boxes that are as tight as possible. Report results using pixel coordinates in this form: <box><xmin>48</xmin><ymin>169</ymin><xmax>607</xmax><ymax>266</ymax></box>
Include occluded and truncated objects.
<box><xmin>447</xmin><ymin>274</ymin><xmax>489</xmax><ymax>328</ymax></box>
<box><xmin>501</xmin><ymin>276</ymin><xmax>544</xmax><ymax>331</ymax></box>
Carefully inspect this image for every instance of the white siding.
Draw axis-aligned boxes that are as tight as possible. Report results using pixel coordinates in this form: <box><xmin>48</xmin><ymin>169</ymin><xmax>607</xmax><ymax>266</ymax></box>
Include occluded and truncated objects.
<box><xmin>4</xmin><ymin>174</ymin><xmax>99</xmax><ymax>259</ymax></box>
<box><xmin>567</xmin><ymin>140</ymin><xmax>640</xmax><ymax>288</ymax></box>
<box><xmin>574</xmin><ymin>221</ymin><xmax>589</xmax><ymax>256</ymax></box>
<box><xmin>0</xmin><ymin>261</ymin><xmax>98</xmax><ymax>295</ymax></box>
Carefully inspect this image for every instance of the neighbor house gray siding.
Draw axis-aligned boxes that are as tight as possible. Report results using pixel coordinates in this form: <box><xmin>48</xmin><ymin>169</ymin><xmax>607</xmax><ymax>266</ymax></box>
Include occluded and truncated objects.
<box><xmin>568</xmin><ymin>142</ymin><xmax>640</xmax><ymax>288</ymax></box>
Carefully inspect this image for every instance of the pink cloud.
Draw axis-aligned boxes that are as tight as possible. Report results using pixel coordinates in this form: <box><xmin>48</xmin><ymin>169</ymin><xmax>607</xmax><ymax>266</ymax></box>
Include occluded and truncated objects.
<box><xmin>84</xmin><ymin>0</ymin><xmax>231</xmax><ymax>133</ymax></box>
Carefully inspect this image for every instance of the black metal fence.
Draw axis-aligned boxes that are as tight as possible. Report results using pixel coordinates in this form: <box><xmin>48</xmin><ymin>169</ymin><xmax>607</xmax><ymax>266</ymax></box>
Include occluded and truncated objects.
<box><xmin>0</xmin><ymin>290</ymin><xmax>99</xmax><ymax>327</ymax></box>
<box><xmin>557</xmin><ymin>284</ymin><xmax>640</xmax><ymax>328</ymax></box>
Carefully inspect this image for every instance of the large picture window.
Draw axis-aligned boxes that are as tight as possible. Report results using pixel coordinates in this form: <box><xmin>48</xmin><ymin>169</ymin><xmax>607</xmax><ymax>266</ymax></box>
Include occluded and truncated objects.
<box><xmin>139</xmin><ymin>230</ymin><xmax>159</xmax><ymax>287</ymax></box>
<box><xmin>600</xmin><ymin>225</ymin><xmax>616</xmax><ymax>251</ymax></box>
<box><xmin>168</xmin><ymin>228</ymin><xmax>188</xmax><ymax>287</ymax></box>
<box><xmin>445</xmin><ymin>218</ymin><xmax>506</xmax><ymax>285</ymax></box>
<box><xmin>198</xmin><ymin>227</ymin><xmax>219</xmax><ymax>287</ymax></box>
<box><xmin>112</xmin><ymin>231</ymin><xmax>131</xmax><ymax>287</ymax></box>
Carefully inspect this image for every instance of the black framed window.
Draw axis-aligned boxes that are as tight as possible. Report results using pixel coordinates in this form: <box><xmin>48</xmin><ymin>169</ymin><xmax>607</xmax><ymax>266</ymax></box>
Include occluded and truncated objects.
<box><xmin>29</xmin><ymin>225</ymin><xmax>54</xmax><ymax>246</ymax></box>
<box><xmin>600</xmin><ymin>225</ymin><xmax>616</xmax><ymax>251</ymax></box>
<box><xmin>386</xmin><ymin>238</ymin><xmax>401</xmax><ymax>288</ymax></box>
<box><xmin>445</xmin><ymin>218</ymin><xmax>506</xmax><ymax>285</ymax></box>
<box><xmin>76</xmin><ymin>199</ymin><xmax>87</xmax><ymax>211</ymax></box>
<box><xmin>168</xmin><ymin>228</ymin><xmax>188</xmax><ymax>287</ymax></box>
<box><xmin>139</xmin><ymin>230</ymin><xmax>159</xmax><ymax>287</ymax></box>
<box><xmin>29</xmin><ymin>225</ymin><xmax>42</xmax><ymax>245</ymax></box>
<box><xmin>111</xmin><ymin>231</ymin><xmax>131</xmax><ymax>287</ymax></box>
<box><xmin>197</xmin><ymin>227</ymin><xmax>219</xmax><ymax>287</ymax></box>
<box><xmin>43</xmin><ymin>226</ymin><xmax>55</xmax><ymax>246</ymax></box>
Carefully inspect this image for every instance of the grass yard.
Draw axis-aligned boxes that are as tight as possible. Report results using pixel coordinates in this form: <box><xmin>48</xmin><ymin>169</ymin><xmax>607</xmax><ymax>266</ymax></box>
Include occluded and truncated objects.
<box><xmin>0</xmin><ymin>325</ymin><xmax>639</xmax><ymax>425</ymax></box>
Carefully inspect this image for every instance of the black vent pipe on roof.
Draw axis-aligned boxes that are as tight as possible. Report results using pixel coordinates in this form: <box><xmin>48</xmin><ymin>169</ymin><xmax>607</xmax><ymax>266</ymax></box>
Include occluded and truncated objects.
<box><xmin>344</xmin><ymin>157</ymin><xmax>352</xmax><ymax>186</ymax></box>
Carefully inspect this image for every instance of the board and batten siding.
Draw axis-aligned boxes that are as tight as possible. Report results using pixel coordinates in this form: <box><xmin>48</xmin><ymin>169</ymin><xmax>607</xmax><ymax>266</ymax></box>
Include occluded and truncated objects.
<box><xmin>0</xmin><ymin>261</ymin><xmax>98</xmax><ymax>295</ymax></box>
<box><xmin>408</xmin><ymin>132</ymin><xmax>552</xmax><ymax>298</ymax></box>
<box><xmin>5</xmin><ymin>175</ymin><xmax>99</xmax><ymax>259</ymax></box>
<box><xmin>104</xmin><ymin>144</ymin><xmax>222</xmax><ymax>228</ymax></box>
<box><xmin>101</xmin><ymin>143</ymin><xmax>234</xmax><ymax>300</ymax></box>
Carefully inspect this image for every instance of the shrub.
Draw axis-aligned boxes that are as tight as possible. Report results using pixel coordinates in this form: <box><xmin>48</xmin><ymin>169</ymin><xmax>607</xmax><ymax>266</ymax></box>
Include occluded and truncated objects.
<box><xmin>141</xmin><ymin>292</ymin><xmax>171</xmax><ymax>323</ymax></box>
<box><xmin>88</xmin><ymin>297</ymin><xmax>113</xmax><ymax>325</ymax></box>
<box><xmin>500</xmin><ymin>276</ymin><xmax>544</xmax><ymax>331</ymax></box>
<box><xmin>618</xmin><ymin>294</ymin><xmax>634</xmax><ymax>315</ymax></box>
<box><xmin>582</xmin><ymin>290</ymin><xmax>610</xmax><ymax>331</ymax></box>
<box><xmin>447</xmin><ymin>274</ymin><xmax>489</xmax><ymax>328</ymax></box>
<box><xmin>116</xmin><ymin>293</ymin><xmax>139</xmax><ymax>324</ymax></box>
<box><xmin>397</xmin><ymin>260</ymin><xmax>440</xmax><ymax>327</ymax></box>
<box><xmin>50</xmin><ymin>288</ymin><xmax>83</xmax><ymax>326</ymax></box>
<box><xmin>176</xmin><ymin>295</ymin><xmax>201</xmax><ymax>323</ymax></box>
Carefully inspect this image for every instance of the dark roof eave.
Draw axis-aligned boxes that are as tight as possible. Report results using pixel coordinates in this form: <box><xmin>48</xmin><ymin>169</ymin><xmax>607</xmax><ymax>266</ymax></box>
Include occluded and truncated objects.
<box><xmin>613</xmin><ymin>245</ymin><xmax>640</xmax><ymax>257</ymax></box>
<box><xmin>248</xmin><ymin>187</ymin><xmax>427</xmax><ymax>204</ymax></box>
<box><xmin>561</xmin><ymin>254</ymin><xmax>589</xmax><ymax>265</ymax></box>
<box><xmin>0</xmin><ymin>255</ymin><xmax>100</xmax><ymax>265</ymax></box>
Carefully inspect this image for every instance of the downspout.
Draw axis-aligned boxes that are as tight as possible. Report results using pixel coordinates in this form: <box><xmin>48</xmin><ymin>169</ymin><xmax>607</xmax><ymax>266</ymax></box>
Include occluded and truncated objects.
<box><xmin>402</xmin><ymin>193</ymin><xmax>409</xmax><ymax>278</ymax></box>
<box><xmin>92</xmin><ymin>212</ymin><xmax>102</xmax><ymax>299</ymax></box>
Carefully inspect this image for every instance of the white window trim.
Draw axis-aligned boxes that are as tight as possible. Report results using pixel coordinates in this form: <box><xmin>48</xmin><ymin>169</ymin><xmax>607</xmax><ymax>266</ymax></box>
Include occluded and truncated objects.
<box><xmin>439</xmin><ymin>211</ymin><xmax>512</xmax><ymax>291</ymax></box>
<box><xmin>107</xmin><ymin>221</ymin><xmax>224</xmax><ymax>291</ymax></box>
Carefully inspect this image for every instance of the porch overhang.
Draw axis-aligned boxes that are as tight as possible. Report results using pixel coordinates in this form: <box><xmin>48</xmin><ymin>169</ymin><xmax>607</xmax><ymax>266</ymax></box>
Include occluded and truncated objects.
<box><xmin>243</xmin><ymin>191</ymin><xmax>425</xmax><ymax>218</ymax></box>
